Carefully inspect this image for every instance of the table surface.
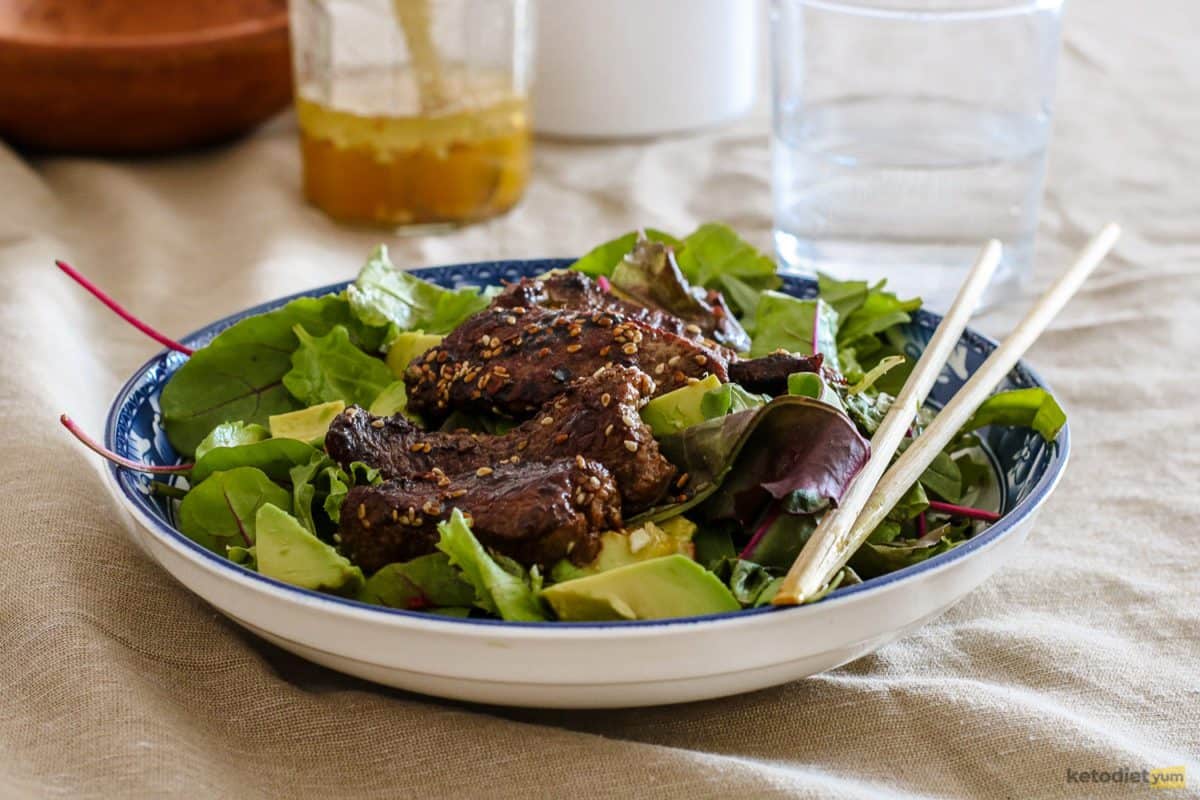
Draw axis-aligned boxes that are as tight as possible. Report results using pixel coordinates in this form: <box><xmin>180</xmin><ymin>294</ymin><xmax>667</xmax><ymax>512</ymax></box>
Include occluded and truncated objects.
<box><xmin>2</xmin><ymin>0</ymin><xmax>1197</xmax><ymax>797</ymax></box>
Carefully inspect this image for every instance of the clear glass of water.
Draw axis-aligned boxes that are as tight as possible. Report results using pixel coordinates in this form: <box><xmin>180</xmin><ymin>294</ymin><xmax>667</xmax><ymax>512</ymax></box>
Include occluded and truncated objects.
<box><xmin>770</xmin><ymin>0</ymin><xmax>1064</xmax><ymax>309</ymax></box>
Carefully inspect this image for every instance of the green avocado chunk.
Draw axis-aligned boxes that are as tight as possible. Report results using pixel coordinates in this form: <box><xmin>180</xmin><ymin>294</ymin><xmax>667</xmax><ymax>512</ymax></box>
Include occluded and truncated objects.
<box><xmin>268</xmin><ymin>400</ymin><xmax>346</xmax><ymax>444</ymax></box>
<box><xmin>254</xmin><ymin>504</ymin><xmax>364</xmax><ymax>595</ymax></box>
<box><xmin>640</xmin><ymin>374</ymin><xmax>723</xmax><ymax>436</ymax></box>
<box><xmin>541</xmin><ymin>555</ymin><xmax>739</xmax><ymax>621</ymax></box>
<box><xmin>386</xmin><ymin>331</ymin><xmax>444</xmax><ymax>378</ymax></box>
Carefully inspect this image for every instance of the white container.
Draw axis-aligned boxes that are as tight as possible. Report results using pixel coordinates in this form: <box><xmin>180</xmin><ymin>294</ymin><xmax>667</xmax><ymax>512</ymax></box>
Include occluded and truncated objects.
<box><xmin>532</xmin><ymin>0</ymin><xmax>759</xmax><ymax>138</ymax></box>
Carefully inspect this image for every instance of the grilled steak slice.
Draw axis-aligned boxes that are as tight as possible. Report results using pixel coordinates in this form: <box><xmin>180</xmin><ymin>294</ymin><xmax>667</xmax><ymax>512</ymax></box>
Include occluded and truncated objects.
<box><xmin>728</xmin><ymin>352</ymin><xmax>825</xmax><ymax>396</ymax></box>
<box><xmin>404</xmin><ymin>305</ymin><xmax>728</xmax><ymax>422</ymax></box>
<box><xmin>328</xmin><ymin>365</ymin><xmax>676</xmax><ymax>511</ymax></box>
<box><xmin>493</xmin><ymin>270</ymin><xmax>694</xmax><ymax>339</ymax></box>
<box><xmin>340</xmin><ymin>458</ymin><xmax>621</xmax><ymax>572</ymax></box>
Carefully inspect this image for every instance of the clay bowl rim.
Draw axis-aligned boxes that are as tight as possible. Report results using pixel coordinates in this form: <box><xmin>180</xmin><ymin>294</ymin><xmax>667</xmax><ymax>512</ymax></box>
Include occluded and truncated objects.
<box><xmin>0</xmin><ymin>8</ymin><xmax>289</xmax><ymax>53</ymax></box>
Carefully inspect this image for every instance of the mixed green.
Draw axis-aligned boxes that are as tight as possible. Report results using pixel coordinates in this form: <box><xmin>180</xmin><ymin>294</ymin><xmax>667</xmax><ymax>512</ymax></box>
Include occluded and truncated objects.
<box><xmin>148</xmin><ymin>223</ymin><xmax>1065</xmax><ymax>621</ymax></box>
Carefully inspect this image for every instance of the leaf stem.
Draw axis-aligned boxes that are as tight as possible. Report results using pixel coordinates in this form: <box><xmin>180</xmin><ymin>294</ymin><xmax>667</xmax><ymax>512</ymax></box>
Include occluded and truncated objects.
<box><xmin>927</xmin><ymin>500</ymin><xmax>1000</xmax><ymax>523</ymax></box>
<box><xmin>738</xmin><ymin>503</ymin><xmax>782</xmax><ymax>560</ymax></box>
<box><xmin>60</xmin><ymin>414</ymin><xmax>193</xmax><ymax>473</ymax></box>
<box><xmin>917</xmin><ymin>509</ymin><xmax>928</xmax><ymax>537</ymax></box>
<box><xmin>55</xmin><ymin>260</ymin><xmax>193</xmax><ymax>355</ymax></box>
<box><xmin>811</xmin><ymin>299</ymin><xmax>821</xmax><ymax>356</ymax></box>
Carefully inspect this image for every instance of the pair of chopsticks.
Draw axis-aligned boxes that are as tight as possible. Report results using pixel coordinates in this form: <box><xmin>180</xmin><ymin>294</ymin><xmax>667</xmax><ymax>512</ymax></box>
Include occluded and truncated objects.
<box><xmin>773</xmin><ymin>223</ymin><xmax>1122</xmax><ymax>606</ymax></box>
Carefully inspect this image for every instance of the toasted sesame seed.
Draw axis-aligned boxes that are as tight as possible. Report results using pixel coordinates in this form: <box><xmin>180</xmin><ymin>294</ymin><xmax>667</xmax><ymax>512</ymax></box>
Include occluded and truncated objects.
<box><xmin>597</xmin><ymin>316</ymin><xmax>613</xmax><ymax>327</ymax></box>
<box><xmin>391</xmin><ymin>509</ymin><xmax>399</xmax><ymax>522</ymax></box>
<box><xmin>504</xmin><ymin>315</ymin><xmax>517</xmax><ymax>325</ymax></box>
<box><xmin>654</xmin><ymin>363</ymin><xmax>666</xmax><ymax>374</ymax></box>
<box><xmin>622</xmin><ymin>343</ymin><xmax>638</xmax><ymax>355</ymax></box>
<box><xmin>449</xmin><ymin>488</ymin><xmax>468</xmax><ymax>498</ymax></box>
<box><xmin>605</xmin><ymin>424</ymin><xmax>614</xmax><ymax>437</ymax></box>
<box><xmin>568</xmin><ymin>325</ymin><xmax>582</xmax><ymax>337</ymax></box>
<box><xmin>370</xmin><ymin>419</ymin><xmax>385</xmax><ymax>429</ymax></box>
<box><xmin>538</xmin><ymin>347</ymin><xmax>551</xmax><ymax>358</ymax></box>
<box><xmin>476</xmin><ymin>467</ymin><xmax>494</xmax><ymax>477</ymax></box>
<box><xmin>410</xmin><ymin>442</ymin><xmax>425</xmax><ymax>452</ymax></box>
<box><xmin>587</xmin><ymin>476</ymin><xmax>602</xmax><ymax>489</ymax></box>
<box><xmin>623</xmin><ymin>440</ymin><xmax>639</xmax><ymax>452</ymax></box>
<box><xmin>361</xmin><ymin>519</ymin><xmax>371</xmax><ymax>529</ymax></box>
<box><xmin>554</xmin><ymin>433</ymin><xmax>569</xmax><ymax>444</ymax></box>
<box><xmin>566</xmin><ymin>343</ymin><xmax>582</xmax><ymax>353</ymax></box>
<box><xmin>509</xmin><ymin>455</ymin><xmax>520</xmax><ymax>464</ymax></box>
<box><xmin>600</xmin><ymin>393</ymin><xmax>611</xmax><ymax>407</ymax></box>
<box><xmin>576</xmin><ymin>455</ymin><xmax>587</xmax><ymax>468</ymax></box>
<box><xmin>423</xmin><ymin>501</ymin><xmax>442</xmax><ymax>515</ymax></box>
<box><xmin>437</xmin><ymin>477</ymin><xmax>451</xmax><ymax>488</ymax></box>
<box><xmin>676</xmin><ymin>473</ymin><xmax>690</xmax><ymax>488</ymax></box>
<box><xmin>517</xmin><ymin>439</ymin><xmax>529</xmax><ymax>450</ymax></box>
<box><xmin>541</xmin><ymin>416</ymin><xmax>555</xmax><ymax>426</ymax></box>
<box><xmin>422</xmin><ymin>442</ymin><xmax>433</xmax><ymax>453</ymax></box>
<box><xmin>687</xmin><ymin>377</ymin><xmax>700</xmax><ymax>385</ymax></box>
<box><xmin>685</xmin><ymin>323</ymin><xmax>702</xmax><ymax>335</ymax></box>
<box><xmin>694</xmin><ymin>354</ymin><xmax>708</xmax><ymax>366</ymax></box>
<box><xmin>356</xmin><ymin>504</ymin><xmax>367</xmax><ymax>520</ymax></box>
<box><xmin>668</xmin><ymin>355</ymin><xmax>681</xmax><ymax>367</ymax></box>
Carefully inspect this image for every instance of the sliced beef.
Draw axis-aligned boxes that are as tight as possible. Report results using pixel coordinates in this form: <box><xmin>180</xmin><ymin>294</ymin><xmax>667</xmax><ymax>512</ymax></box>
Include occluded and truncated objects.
<box><xmin>328</xmin><ymin>365</ymin><xmax>677</xmax><ymax>512</ymax></box>
<box><xmin>339</xmin><ymin>458</ymin><xmax>621</xmax><ymax>572</ymax></box>
<box><xmin>404</xmin><ymin>305</ymin><xmax>729</xmax><ymax>423</ymax></box>
<box><xmin>728</xmin><ymin>351</ymin><xmax>825</xmax><ymax>395</ymax></box>
<box><xmin>493</xmin><ymin>270</ymin><xmax>694</xmax><ymax>339</ymax></box>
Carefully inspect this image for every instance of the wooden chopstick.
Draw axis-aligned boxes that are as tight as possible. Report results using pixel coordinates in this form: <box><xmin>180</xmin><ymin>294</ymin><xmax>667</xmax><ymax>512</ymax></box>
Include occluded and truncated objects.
<box><xmin>774</xmin><ymin>223</ymin><xmax>1121</xmax><ymax>605</ymax></box>
<box><xmin>771</xmin><ymin>239</ymin><xmax>1003</xmax><ymax>604</ymax></box>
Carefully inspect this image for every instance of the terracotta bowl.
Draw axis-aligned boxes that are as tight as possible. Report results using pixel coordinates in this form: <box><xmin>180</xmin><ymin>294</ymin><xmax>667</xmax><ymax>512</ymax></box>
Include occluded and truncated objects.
<box><xmin>0</xmin><ymin>0</ymin><xmax>292</xmax><ymax>155</ymax></box>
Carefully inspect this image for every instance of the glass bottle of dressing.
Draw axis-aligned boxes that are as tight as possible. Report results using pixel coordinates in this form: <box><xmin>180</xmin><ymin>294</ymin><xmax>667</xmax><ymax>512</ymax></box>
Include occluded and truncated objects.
<box><xmin>290</xmin><ymin>0</ymin><xmax>532</xmax><ymax>229</ymax></box>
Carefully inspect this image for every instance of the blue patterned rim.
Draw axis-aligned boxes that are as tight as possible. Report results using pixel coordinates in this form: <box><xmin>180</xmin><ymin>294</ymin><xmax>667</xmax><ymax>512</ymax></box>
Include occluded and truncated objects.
<box><xmin>105</xmin><ymin>258</ymin><xmax>1069</xmax><ymax>629</ymax></box>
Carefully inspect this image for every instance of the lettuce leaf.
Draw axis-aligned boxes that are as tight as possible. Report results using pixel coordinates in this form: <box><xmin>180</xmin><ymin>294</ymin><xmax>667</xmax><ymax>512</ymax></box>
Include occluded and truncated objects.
<box><xmin>569</xmin><ymin>228</ymin><xmax>680</xmax><ymax>277</ymax></box>
<box><xmin>356</xmin><ymin>553</ymin><xmax>477</xmax><ymax>610</ymax></box>
<box><xmin>674</xmin><ymin>223</ymin><xmax>780</xmax><ymax>294</ymax></box>
<box><xmin>962</xmin><ymin>388</ymin><xmax>1067</xmax><ymax>441</ymax></box>
<box><xmin>283</xmin><ymin>324</ymin><xmax>394</xmax><ymax>409</ymax></box>
<box><xmin>347</xmin><ymin>245</ymin><xmax>489</xmax><ymax>336</ymax></box>
<box><xmin>747</xmin><ymin>293</ymin><xmax>840</xmax><ymax>370</ymax></box>
<box><xmin>435</xmin><ymin>509</ymin><xmax>549</xmax><ymax>621</ymax></box>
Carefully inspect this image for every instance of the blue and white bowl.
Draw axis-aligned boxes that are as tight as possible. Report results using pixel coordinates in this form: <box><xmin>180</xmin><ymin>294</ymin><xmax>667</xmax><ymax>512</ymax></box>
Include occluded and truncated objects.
<box><xmin>105</xmin><ymin>259</ymin><xmax>1068</xmax><ymax>708</ymax></box>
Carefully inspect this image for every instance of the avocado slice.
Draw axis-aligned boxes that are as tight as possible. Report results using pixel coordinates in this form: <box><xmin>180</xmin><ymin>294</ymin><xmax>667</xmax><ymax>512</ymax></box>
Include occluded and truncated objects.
<box><xmin>541</xmin><ymin>555</ymin><xmax>739</xmax><ymax>621</ymax></box>
<box><xmin>640</xmin><ymin>374</ymin><xmax>723</xmax><ymax>436</ymax></box>
<box><xmin>254</xmin><ymin>504</ymin><xmax>364</xmax><ymax>595</ymax></box>
<box><xmin>386</xmin><ymin>331</ymin><xmax>444</xmax><ymax>378</ymax></box>
<box><xmin>268</xmin><ymin>400</ymin><xmax>346</xmax><ymax>444</ymax></box>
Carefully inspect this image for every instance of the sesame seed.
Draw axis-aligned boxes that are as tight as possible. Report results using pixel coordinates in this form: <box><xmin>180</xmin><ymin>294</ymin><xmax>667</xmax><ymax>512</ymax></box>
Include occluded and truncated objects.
<box><xmin>687</xmin><ymin>377</ymin><xmax>700</xmax><ymax>385</ymax></box>
<box><xmin>623</xmin><ymin>440</ymin><xmax>639</xmax><ymax>452</ymax></box>
<box><xmin>449</xmin><ymin>488</ymin><xmax>468</xmax><ymax>498</ymax></box>
<box><xmin>391</xmin><ymin>509</ymin><xmax>399</xmax><ymax>522</ymax></box>
<box><xmin>410</xmin><ymin>443</ymin><xmax>425</xmax><ymax>452</ymax></box>
<box><xmin>509</xmin><ymin>455</ymin><xmax>520</xmax><ymax>464</ymax></box>
<box><xmin>694</xmin><ymin>354</ymin><xmax>708</xmax><ymax>366</ymax></box>
<box><xmin>356</xmin><ymin>504</ymin><xmax>367</xmax><ymax>520</ymax></box>
<box><xmin>654</xmin><ymin>363</ymin><xmax>666</xmax><ymax>374</ymax></box>
<box><xmin>437</xmin><ymin>477</ymin><xmax>451</xmax><ymax>488</ymax></box>
<box><xmin>566</xmin><ymin>343</ymin><xmax>582</xmax><ymax>353</ymax></box>
<box><xmin>676</xmin><ymin>473</ymin><xmax>690</xmax><ymax>488</ymax></box>
<box><xmin>541</xmin><ymin>416</ymin><xmax>555</xmax><ymax>426</ymax></box>
<box><xmin>668</xmin><ymin>355</ymin><xmax>681</xmax><ymax>366</ymax></box>
<box><xmin>685</xmin><ymin>323</ymin><xmax>702</xmax><ymax>335</ymax></box>
<box><xmin>476</xmin><ymin>467</ymin><xmax>494</xmax><ymax>477</ymax></box>
<box><xmin>576</xmin><ymin>455</ymin><xmax>587</xmax><ymax>468</ymax></box>
<box><xmin>517</xmin><ymin>439</ymin><xmax>529</xmax><ymax>450</ymax></box>
<box><xmin>554</xmin><ymin>433</ymin><xmax>569</xmax><ymax>444</ymax></box>
<box><xmin>538</xmin><ymin>347</ymin><xmax>551</xmax><ymax>358</ymax></box>
<box><xmin>422</xmin><ymin>443</ymin><xmax>433</xmax><ymax>453</ymax></box>
<box><xmin>587</xmin><ymin>476</ymin><xmax>601</xmax><ymax>489</ymax></box>
<box><xmin>568</xmin><ymin>325</ymin><xmax>582</xmax><ymax>337</ymax></box>
<box><xmin>600</xmin><ymin>393</ymin><xmax>611</xmax><ymax>407</ymax></box>
<box><xmin>604</xmin><ymin>424</ymin><xmax>614</xmax><ymax>436</ymax></box>
<box><xmin>597</xmin><ymin>316</ymin><xmax>613</xmax><ymax>328</ymax></box>
<box><xmin>504</xmin><ymin>315</ymin><xmax>517</xmax><ymax>325</ymax></box>
<box><xmin>599</xmin><ymin>345</ymin><xmax>611</xmax><ymax>357</ymax></box>
<box><xmin>371</xmin><ymin>419</ymin><xmax>385</xmax><ymax>429</ymax></box>
<box><xmin>622</xmin><ymin>343</ymin><xmax>638</xmax><ymax>355</ymax></box>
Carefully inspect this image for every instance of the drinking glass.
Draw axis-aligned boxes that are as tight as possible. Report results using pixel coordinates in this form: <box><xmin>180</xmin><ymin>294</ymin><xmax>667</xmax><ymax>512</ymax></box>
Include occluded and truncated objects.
<box><xmin>770</xmin><ymin>0</ymin><xmax>1064</xmax><ymax>309</ymax></box>
<box><xmin>290</xmin><ymin>0</ymin><xmax>533</xmax><ymax>230</ymax></box>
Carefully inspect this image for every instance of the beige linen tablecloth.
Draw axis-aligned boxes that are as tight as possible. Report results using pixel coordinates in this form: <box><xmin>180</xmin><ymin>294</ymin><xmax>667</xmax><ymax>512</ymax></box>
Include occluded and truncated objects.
<box><xmin>2</xmin><ymin>0</ymin><xmax>1197</xmax><ymax>797</ymax></box>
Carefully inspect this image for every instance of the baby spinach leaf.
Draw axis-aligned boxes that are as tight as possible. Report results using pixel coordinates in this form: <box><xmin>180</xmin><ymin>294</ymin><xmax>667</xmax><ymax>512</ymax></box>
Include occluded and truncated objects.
<box><xmin>850</xmin><ymin>524</ymin><xmax>965</xmax><ymax>578</ymax></box>
<box><xmin>711</xmin><ymin>558</ymin><xmax>780</xmax><ymax>606</ymax></box>
<box><xmin>191</xmin><ymin>437</ymin><xmax>320</xmax><ymax>484</ymax></box>
<box><xmin>918</xmin><ymin>450</ymin><xmax>963</xmax><ymax>502</ymax></box>
<box><xmin>824</xmin><ymin>276</ymin><xmax>921</xmax><ymax>347</ymax></box>
<box><xmin>177</xmin><ymin>467</ymin><xmax>291</xmax><ymax>555</ymax></box>
<box><xmin>347</xmin><ymin>245</ymin><xmax>490</xmax><ymax>335</ymax></box>
<box><xmin>356</xmin><ymin>553</ymin><xmax>477</xmax><ymax>610</ymax></box>
<box><xmin>282</xmin><ymin>325</ymin><xmax>394</xmax><ymax>409</ymax></box>
<box><xmin>195</xmin><ymin>422</ymin><xmax>269</xmax><ymax>462</ymax></box>
<box><xmin>161</xmin><ymin>293</ymin><xmax>385</xmax><ymax>456</ymax></box>
<box><xmin>569</xmin><ymin>228</ymin><xmax>680</xmax><ymax>277</ymax></box>
<box><xmin>741</xmin><ymin>511</ymin><xmax>818</xmax><ymax>570</ymax></box>
<box><xmin>436</xmin><ymin>509</ymin><xmax>549</xmax><ymax>621</ymax></box>
<box><xmin>748</xmin><ymin>293</ymin><xmax>840</xmax><ymax>370</ymax></box>
<box><xmin>962</xmin><ymin>388</ymin><xmax>1067</xmax><ymax>441</ymax></box>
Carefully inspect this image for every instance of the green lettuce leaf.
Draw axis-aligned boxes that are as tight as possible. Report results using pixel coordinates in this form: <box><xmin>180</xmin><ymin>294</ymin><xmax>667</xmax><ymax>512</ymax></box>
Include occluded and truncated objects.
<box><xmin>161</xmin><ymin>293</ymin><xmax>386</xmax><ymax>456</ymax></box>
<box><xmin>747</xmin><ymin>293</ymin><xmax>840</xmax><ymax>370</ymax></box>
<box><xmin>191</xmin><ymin>437</ymin><xmax>320</xmax><ymax>484</ymax></box>
<box><xmin>435</xmin><ymin>509</ymin><xmax>549</xmax><ymax>621</ymax></box>
<box><xmin>283</xmin><ymin>324</ymin><xmax>394</xmax><ymax>409</ymax></box>
<box><xmin>962</xmin><ymin>388</ymin><xmax>1067</xmax><ymax>441</ymax></box>
<box><xmin>178</xmin><ymin>467</ymin><xmax>291</xmax><ymax>555</ymax></box>
<box><xmin>818</xmin><ymin>274</ymin><xmax>921</xmax><ymax>349</ymax></box>
<box><xmin>323</xmin><ymin>461</ymin><xmax>383</xmax><ymax>523</ymax></box>
<box><xmin>674</xmin><ymin>223</ymin><xmax>780</xmax><ymax>294</ymax></box>
<box><xmin>347</xmin><ymin>245</ymin><xmax>489</xmax><ymax>336</ymax></box>
<box><xmin>700</xmin><ymin>383</ymin><xmax>770</xmax><ymax>420</ymax></box>
<box><xmin>194</xmin><ymin>422</ymin><xmax>269</xmax><ymax>462</ymax></box>
<box><xmin>569</xmin><ymin>228</ymin><xmax>680</xmax><ymax>277</ymax></box>
<box><xmin>356</xmin><ymin>553</ymin><xmax>477</xmax><ymax>610</ymax></box>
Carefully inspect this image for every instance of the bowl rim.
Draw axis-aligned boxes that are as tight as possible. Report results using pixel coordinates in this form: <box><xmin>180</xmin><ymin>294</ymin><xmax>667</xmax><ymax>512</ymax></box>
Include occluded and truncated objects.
<box><xmin>0</xmin><ymin>9</ymin><xmax>288</xmax><ymax>52</ymax></box>
<box><xmin>104</xmin><ymin>259</ymin><xmax>1070</xmax><ymax>636</ymax></box>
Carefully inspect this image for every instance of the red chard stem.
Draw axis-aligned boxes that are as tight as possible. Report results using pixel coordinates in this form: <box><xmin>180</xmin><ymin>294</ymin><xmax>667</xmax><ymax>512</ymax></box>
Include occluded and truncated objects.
<box><xmin>56</xmin><ymin>260</ymin><xmax>193</xmax><ymax>355</ymax></box>
<box><xmin>927</xmin><ymin>500</ymin><xmax>1001</xmax><ymax>523</ymax></box>
<box><xmin>60</xmin><ymin>414</ymin><xmax>193</xmax><ymax>474</ymax></box>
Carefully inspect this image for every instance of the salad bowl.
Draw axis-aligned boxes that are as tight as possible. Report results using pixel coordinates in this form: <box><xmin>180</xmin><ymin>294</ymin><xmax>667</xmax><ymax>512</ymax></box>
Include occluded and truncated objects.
<box><xmin>104</xmin><ymin>258</ymin><xmax>1068</xmax><ymax>708</ymax></box>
